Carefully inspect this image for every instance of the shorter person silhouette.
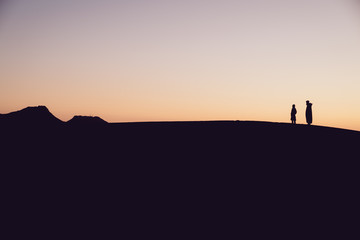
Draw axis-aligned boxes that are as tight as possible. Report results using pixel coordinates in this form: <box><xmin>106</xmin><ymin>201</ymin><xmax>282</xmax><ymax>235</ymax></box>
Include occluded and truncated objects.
<box><xmin>306</xmin><ymin>100</ymin><xmax>313</xmax><ymax>125</ymax></box>
<box><xmin>291</xmin><ymin>104</ymin><xmax>297</xmax><ymax>124</ymax></box>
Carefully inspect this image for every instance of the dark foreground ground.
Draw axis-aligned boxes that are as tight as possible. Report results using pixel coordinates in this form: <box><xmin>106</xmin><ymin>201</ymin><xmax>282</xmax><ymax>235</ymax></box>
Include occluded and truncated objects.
<box><xmin>1</xmin><ymin>107</ymin><xmax>360</xmax><ymax>237</ymax></box>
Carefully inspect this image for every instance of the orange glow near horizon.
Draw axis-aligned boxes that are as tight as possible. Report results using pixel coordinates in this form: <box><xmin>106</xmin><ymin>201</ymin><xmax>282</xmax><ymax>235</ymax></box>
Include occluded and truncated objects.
<box><xmin>1</xmin><ymin>0</ymin><xmax>360</xmax><ymax>131</ymax></box>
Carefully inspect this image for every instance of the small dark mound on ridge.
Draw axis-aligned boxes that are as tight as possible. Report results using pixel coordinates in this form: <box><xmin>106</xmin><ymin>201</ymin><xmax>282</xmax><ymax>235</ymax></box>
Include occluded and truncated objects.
<box><xmin>67</xmin><ymin>115</ymin><xmax>107</xmax><ymax>125</ymax></box>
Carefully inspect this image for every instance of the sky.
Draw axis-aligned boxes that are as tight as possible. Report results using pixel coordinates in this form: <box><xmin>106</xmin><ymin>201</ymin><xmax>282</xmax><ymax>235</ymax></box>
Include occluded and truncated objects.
<box><xmin>1</xmin><ymin>0</ymin><xmax>360</xmax><ymax>130</ymax></box>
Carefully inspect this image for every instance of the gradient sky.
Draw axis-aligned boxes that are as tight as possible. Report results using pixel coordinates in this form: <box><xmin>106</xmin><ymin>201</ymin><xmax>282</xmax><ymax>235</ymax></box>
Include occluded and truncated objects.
<box><xmin>1</xmin><ymin>0</ymin><xmax>360</xmax><ymax>130</ymax></box>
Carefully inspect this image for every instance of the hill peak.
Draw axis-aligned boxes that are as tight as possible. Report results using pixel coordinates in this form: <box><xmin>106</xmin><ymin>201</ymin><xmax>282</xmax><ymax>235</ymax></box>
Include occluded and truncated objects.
<box><xmin>23</xmin><ymin>105</ymin><xmax>50</xmax><ymax>113</ymax></box>
<box><xmin>67</xmin><ymin>115</ymin><xmax>107</xmax><ymax>125</ymax></box>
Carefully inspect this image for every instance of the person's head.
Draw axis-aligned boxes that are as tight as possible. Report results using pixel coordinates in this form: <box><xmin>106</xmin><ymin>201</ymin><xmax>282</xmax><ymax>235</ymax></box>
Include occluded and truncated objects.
<box><xmin>292</xmin><ymin>104</ymin><xmax>295</xmax><ymax>107</ymax></box>
<box><xmin>306</xmin><ymin>100</ymin><xmax>310</xmax><ymax>105</ymax></box>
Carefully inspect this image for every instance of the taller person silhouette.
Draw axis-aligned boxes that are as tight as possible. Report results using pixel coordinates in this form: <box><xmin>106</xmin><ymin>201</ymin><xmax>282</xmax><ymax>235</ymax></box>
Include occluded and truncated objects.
<box><xmin>306</xmin><ymin>100</ymin><xmax>313</xmax><ymax>125</ymax></box>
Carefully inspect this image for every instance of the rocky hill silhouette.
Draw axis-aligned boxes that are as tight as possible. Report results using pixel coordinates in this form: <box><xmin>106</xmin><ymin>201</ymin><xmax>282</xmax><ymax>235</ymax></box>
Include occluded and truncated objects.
<box><xmin>0</xmin><ymin>106</ymin><xmax>107</xmax><ymax>127</ymax></box>
<box><xmin>0</xmin><ymin>105</ymin><xmax>63</xmax><ymax>126</ymax></box>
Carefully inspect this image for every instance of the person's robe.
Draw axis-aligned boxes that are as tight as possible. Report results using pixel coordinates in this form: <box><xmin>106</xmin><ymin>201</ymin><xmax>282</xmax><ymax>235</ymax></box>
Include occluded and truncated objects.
<box><xmin>291</xmin><ymin>108</ymin><xmax>297</xmax><ymax>121</ymax></box>
<box><xmin>306</xmin><ymin>103</ymin><xmax>312</xmax><ymax>124</ymax></box>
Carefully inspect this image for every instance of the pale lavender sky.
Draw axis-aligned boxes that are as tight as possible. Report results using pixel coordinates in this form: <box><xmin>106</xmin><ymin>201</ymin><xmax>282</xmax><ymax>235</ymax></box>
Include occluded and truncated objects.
<box><xmin>1</xmin><ymin>0</ymin><xmax>360</xmax><ymax>130</ymax></box>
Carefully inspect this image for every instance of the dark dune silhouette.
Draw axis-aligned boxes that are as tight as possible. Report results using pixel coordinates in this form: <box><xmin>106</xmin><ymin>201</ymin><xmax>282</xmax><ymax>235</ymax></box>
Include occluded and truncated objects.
<box><xmin>1</xmin><ymin>105</ymin><xmax>359</xmax><ymax>160</ymax></box>
<box><xmin>1</xmin><ymin>106</ymin><xmax>360</xmax><ymax>236</ymax></box>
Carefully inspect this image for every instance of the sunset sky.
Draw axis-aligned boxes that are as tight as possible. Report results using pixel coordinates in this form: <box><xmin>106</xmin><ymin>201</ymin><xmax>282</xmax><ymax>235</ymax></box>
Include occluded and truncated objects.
<box><xmin>1</xmin><ymin>0</ymin><xmax>360</xmax><ymax>130</ymax></box>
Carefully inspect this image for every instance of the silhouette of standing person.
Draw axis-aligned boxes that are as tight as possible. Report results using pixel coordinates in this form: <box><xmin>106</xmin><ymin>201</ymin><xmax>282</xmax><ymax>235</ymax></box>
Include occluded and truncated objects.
<box><xmin>306</xmin><ymin>100</ymin><xmax>313</xmax><ymax>125</ymax></box>
<box><xmin>291</xmin><ymin>104</ymin><xmax>297</xmax><ymax>124</ymax></box>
